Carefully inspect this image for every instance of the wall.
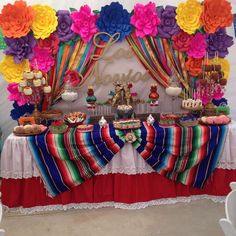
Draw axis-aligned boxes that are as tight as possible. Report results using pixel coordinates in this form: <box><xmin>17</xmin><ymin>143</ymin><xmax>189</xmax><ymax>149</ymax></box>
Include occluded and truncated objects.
<box><xmin>0</xmin><ymin>0</ymin><xmax>235</xmax><ymax>141</ymax></box>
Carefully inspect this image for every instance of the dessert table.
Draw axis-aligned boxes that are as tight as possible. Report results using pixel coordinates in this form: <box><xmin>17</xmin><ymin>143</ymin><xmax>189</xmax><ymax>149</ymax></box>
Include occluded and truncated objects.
<box><xmin>1</xmin><ymin>122</ymin><xmax>236</xmax><ymax>214</ymax></box>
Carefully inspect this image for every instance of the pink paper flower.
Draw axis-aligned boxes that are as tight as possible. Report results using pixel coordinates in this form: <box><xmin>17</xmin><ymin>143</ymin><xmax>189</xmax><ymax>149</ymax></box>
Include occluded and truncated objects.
<box><xmin>37</xmin><ymin>34</ymin><xmax>59</xmax><ymax>55</ymax></box>
<box><xmin>187</xmin><ymin>32</ymin><xmax>207</xmax><ymax>59</ymax></box>
<box><xmin>71</xmin><ymin>5</ymin><xmax>98</xmax><ymax>43</ymax></box>
<box><xmin>213</xmin><ymin>84</ymin><xmax>224</xmax><ymax>100</ymax></box>
<box><xmin>131</xmin><ymin>2</ymin><xmax>161</xmax><ymax>38</ymax></box>
<box><xmin>7</xmin><ymin>83</ymin><xmax>27</xmax><ymax>106</ymax></box>
<box><xmin>30</xmin><ymin>46</ymin><xmax>55</xmax><ymax>73</ymax></box>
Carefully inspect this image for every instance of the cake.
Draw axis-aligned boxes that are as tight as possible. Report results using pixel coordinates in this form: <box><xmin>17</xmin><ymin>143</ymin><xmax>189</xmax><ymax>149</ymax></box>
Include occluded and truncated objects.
<box><xmin>43</xmin><ymin>85</ymin><xmax>51</xmax><ymax>94</ymax></box>
<box><xmin>49</xmin><ymin>120</ymin><xmax>68</xmax><ymax>134</ymax></box>
<box><xmin>23</xmin><ymin>71</ymin><xmax>34</xmax><ymax>80</ymax></box>
<box><xmin>23</xmin><ymin>87</ymin><xmax>33</xmax><ymax>96</ymax></box>
<box><xmin>33</xmin><ymin>79</ymin><xmax>41</xmax><ymax>87</ymax></box>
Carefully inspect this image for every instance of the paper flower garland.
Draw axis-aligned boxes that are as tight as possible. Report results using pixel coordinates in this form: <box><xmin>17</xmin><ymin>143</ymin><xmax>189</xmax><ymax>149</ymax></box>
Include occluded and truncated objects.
<box><xmin>31</xmin><ymin>4</ymin><xmax>58</xmax><ymax>39</ymax></box>
<box><xmin>37</xmin><ymin>34</ymin><xmax>59</xmax><ymax>55</ymax></box>
<box><xmin>200</xmin><ymin>0</ymin><xmax>234</xmax><ymax>34</ymax></box>
<box><xmin>207</xmin><ymin>29</ymin><xmax>234</xmax><ymax>59</ymax></box>
<box><xmin>187</xmin><ymin>32</ymin><xmax>207</xmax><ymax>59</ymax></box>
<box><xmin>0</xmin><ymin>55</ymin><xmax>28</xmax><ymax>83</ymax></box>
<box><xmin>208</xmin><ymin>57</ymin><xmax>230</xmax><ymax>79</ymax></box>
<box><xmin>157</xmin><ymin>6</ymin><xmax>180</xmax><ymax>39</ymax></box>
<box><xmin>172</xmin><ymin>31</ymin><xmax>193</xmax><ymax>52</ymax></box>
<box><xmin>10</xmin><ymin>102</ymin><xmax>34</xmax><ymax>121</ymax></box>
<box><xmin>7</xmin><ymin>83</ymin><xmax>27</xmax><ymax>106</ymax></box>
<box><xmin>131</xmin><ymin>2</ymin><xmax>160</xmax><ymax>38</ymax></box>
<box><xmin>4</xmin><ymin>33</ymin><xmax>36</xmax><ymax>64</ymax></box>
<box><xmin>56</xmin><ymin>10</ymin><xmax>75</xmax><ymax>42</ymax></box>
<box><xmin>97</xmin><ymin>2</ymin><xmax>131</xmax><ymax>42</ymax></box>
<box><xmin>30</xmin><ymin>46</ymin><xmax>54</xmax><ymax>73</ymax></box>
<box><xmin>176</xmin><ymin>0</ymin><xmax>202</xmax><ymax>34</ymax></box>
<box><xmin>0</xmin><ymin>0</ymin><xmax>34</xmax><ymax>38</ymax></box>
<box><xmin>185</xmin><ymin>57</ymin><xmax>203</xmax><ymax>76</ymax></box>
<box><xmin>71</xmin><ymin>5</ymin><xmax>98</xmax><ymax>43</ymax></box>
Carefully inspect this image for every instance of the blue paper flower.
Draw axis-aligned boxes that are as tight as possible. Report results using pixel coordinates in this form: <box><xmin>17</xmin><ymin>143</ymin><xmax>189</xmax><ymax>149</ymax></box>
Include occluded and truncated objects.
<box><xmin>212</xmin><ymin>98</ymin><xmax>228</xmax><ymax>107</ymax></box>
<box><xmin>96</xmin><ymin>2</ymin><xmax>132</xmax><ymax>42</ymax></box>
<box><xmin>10</xmin><ymin>102</ymin><xmax>34</xmax><ymax>121</ymax></box>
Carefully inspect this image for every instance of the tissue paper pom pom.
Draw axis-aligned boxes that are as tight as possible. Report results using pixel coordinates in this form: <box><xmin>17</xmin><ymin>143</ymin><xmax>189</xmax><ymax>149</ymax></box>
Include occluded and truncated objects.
<box><xmin>97</xmin><ymin>2</ymin><xmax>131</xmax><ymax>42</ymax></box>
<box><xmin>0</xmin><ymin>0</ymin><xmax>34</xmax><ymax>38</ymax></box>
<box><xmin>0</xmin><ymin>55</ymin><xmax>28</xmax><ymax>83</ymax></box>
<box><xmin>172</xmin><ymin>31</ymin><xmax>193</xmax><ymax>52</ymax></box>
<box><xmin>56</xmin><ymin>10</ymin><xmax>75</xmax><ymax>42</ymax></box>
<box><xmin>185</xmin><ymin>57</ymin><xmax>203</xmax><ymax>76</ymax></box>
<box><xmin>207</xmin><ymin>29</ymin><xmax>234</xmax><ymax>59</ymax></box>
<box><xmin>187</xmin><ymin>32</ymin><xmax>207</xmax><ymax>59</ymax></box>
<box><xmin>37</xmin><ymin>34</ymin><xmax>59</xmax><ymax>55</ymax></box>
<box><xmin>212</xmin><ymin>98</ymin><xmax>228</xmax><ymax>107</ymax></box>
<box><xmin>157</xmin><ymin>6</ymin><xmax>180</xmax><ymax>38</ymax></box>
<box><xmin>10</xmin><ymin>102</ymin><xmax>34</xmax><ymax>121</ymax></box>
<box><xmin>208</xmin><ymin>57</ymin><xmax>230</xmax><ymax>79</ymax></box>
<box><xmin>31</xmin><ymin>4</ymin><xmax>58</xmax><ymax>39</ymax></box>
<box><xmin>200</xmin><ymin>0</ymin><xmax>233</xmax><ymax>33</ymax></box>
<box><xmin>7</xmin><ymin>83</ymin><xmax>27</xmax><ymax>106</ymax></box>
<box><xmin>176</xmin><ymin>0</ymin><xmax>202</xmax><ymax>34</ymax></box>
<box><xmin>30</xmin><ymin>46</ymin><xmax>54</xmax><ymax>73</ymax></box>
<box><xmin>71</xmin><ymin>5</ymin><xmax>98</xmax><ymax>43</ymax></box>
<box><xmin>131</xmin><ymin>2</ymin><xmax>160</xmax><ymax>38</ymax></box>
<box><xmin>4</xmin><ymin>33</ymin><xmax>36</xmax><ymax>64</ymax></box>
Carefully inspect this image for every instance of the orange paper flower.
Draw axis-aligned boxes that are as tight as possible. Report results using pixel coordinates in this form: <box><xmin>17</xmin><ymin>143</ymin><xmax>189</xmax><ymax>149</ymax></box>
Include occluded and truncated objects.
<box><xmin>0</xmin><ymin>1</ymin><xmax>34</xmax><ymax>38</ymax></box>
<box><xmin>185</xmin><ymin>57</ymin><xmax>203</xmax><ymax>77</ymax></box>
<box><xmin>200</xmin><ymin>0</ymin><xmax>234</xmax><ymax>33</ymax></box>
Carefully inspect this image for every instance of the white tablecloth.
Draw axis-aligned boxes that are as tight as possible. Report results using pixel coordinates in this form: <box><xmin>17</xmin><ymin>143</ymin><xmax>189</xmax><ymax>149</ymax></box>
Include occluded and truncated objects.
<box><xmin>1</xmin><ymin>122</ymin><xmax>236</xmax><ymax>179</ymax></box>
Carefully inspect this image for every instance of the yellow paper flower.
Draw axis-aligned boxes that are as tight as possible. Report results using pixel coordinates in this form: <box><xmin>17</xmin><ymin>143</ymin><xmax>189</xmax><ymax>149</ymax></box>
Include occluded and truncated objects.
<box><xmin>31</xmin><ymin>5</ymin><xmax>58</xmax><ymax>39</ymax></box>
<box><xmin>0</xmin><ymin>55</ymin><xmax>28</xmax><ymax>83</ymax></box>
<box><xmin>208</xmin><ymin>58</ymin><xmax>230</xmax><ymax>80</ymax></box>
<box><xmin>176</xmin><ymin>0</ymin><xmax>202</xmax><ymax>34</ymax></box>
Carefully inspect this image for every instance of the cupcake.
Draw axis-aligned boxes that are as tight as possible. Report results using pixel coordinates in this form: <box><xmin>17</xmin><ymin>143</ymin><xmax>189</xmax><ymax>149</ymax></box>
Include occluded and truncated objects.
<box><xmin>43</xmin><ymin>85</ymin><xmax>51</xmax><ymax>94</ymax></box>
<box><xmin>19</xmin><ymin>80</ymin><xmax>27</xmax><ymax>87</ymax></box>
<box><xmin>33</xmin><ymin>79</ymin><xmax>42</xmax><ymax>87</ymax></box>
<box><xmin>23</xmin><ymin>87</ymin><xmax>33</xmax><ymax>96</ymax></box>
<box><xmin>23</xmin><ymin>71</ymin><xmax>34</xmax><ymax>80</ymax></box>
<box><xmin>33</xmin><ymin>70</ymin><xmax>43</xmax><ymax>79</ymax></box>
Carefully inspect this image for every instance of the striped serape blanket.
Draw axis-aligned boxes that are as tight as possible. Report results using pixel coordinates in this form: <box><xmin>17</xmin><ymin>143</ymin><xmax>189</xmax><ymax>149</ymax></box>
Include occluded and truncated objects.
<box><xmin>130</xmin><ymin>122</ymin><xmax>228</xmax><ymax>188</ymax></box>
<box><xmin>27</xmin><ymin>124</ymin><xmax>125</xmax><ymax>197</ymax></box>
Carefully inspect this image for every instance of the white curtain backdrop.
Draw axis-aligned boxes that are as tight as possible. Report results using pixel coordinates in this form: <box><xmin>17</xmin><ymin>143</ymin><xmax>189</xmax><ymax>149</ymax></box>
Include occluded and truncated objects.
<box><xmin>0</xmin><ymin>0</ymin><xmax>235</xmax><ymax>141</ymax></box>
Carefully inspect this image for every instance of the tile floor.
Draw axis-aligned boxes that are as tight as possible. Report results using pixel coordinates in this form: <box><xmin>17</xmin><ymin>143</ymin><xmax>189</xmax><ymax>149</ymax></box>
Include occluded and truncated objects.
<box><xmin>1</xmin><ymin>200</ymin><xmax>225</xmax><ymax>236</ymax></box>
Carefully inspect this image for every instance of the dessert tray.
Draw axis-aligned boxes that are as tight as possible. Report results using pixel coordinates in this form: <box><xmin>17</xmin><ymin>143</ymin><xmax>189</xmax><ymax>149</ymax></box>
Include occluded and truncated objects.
<box><xmin>64</xmin><ymin>112</ymin><xmax>86</xmax><ymax>127</ymax></box>
<box><xmin>77</xmin><ymin>124</ymin><xmax>94</xmax><ymax>132</ymax></box>
<box><xmin>40</xmin><ymin>109</ymin><xmax>63</xmax><ymax>119</ymax></box>
<box><xmin>13</xmin><ymin>125</ymin><xmax>47</xmax><ymax>136</ymax></box>
<box><xmin>113</xmin><ymin>119</ymin><xmax>141</xmax><ymax>130</ymax></box>
<box><xmin>199</xmin><ymin>115</ymin><xmax>231</xmax><ymax>125</ymax></box>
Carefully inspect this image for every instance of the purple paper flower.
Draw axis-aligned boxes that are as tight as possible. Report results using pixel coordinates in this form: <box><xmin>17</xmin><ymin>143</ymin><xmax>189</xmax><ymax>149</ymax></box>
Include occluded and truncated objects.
<box><xmin>4</xmin><ymin>33</ymin><xmax>36</xmax><ymax>64</ymax></box>
<box><xmin>157</xmin><ymin>6</ymin><xmax>180</xmax><ymax>38</ymax></box>
<box><xmin>207</xmin><ymin>29</ymin><xmax>234</xmax><ymax>58</ymax></box>
<box><xmin>56</xmin><ymin>10</ymin><xmax>76</xmax><ymax>42</ymax></box>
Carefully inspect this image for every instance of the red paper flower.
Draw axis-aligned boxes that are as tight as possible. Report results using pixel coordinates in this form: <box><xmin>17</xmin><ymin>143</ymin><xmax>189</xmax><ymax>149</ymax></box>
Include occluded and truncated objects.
<box><xmin>37</xmin><ymin>34</ymin><xmax>59</xmax><ymax>55</ymax></box>
<box><xmin>185</xmin><ymin>57</ymin><xmax>203</xmax><ymax>77</ymax></box>
<box><xmin>63</xmin><ymin>70</ymin><xmax>81</xmax><ymax>87</ymax></box>
<box><xmin>0</xmin><ymin>1</ymin><xmax>34</xmax><ymax>38</ymax></box>
<box><xmin>172</xmin><ymin>31</ymin><xmax>193</xmax><ymax>52</ymax></box>
<box><xmin>200</xmin><ymin>0</ymin><xmax>234</xmax><ymax>33</ymax></box>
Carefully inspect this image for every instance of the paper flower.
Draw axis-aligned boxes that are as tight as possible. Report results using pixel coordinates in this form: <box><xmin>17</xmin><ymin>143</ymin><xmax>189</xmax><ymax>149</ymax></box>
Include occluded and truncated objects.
<box><xmin>4</xmin><ymin>33</ymin><xmax>36</xmax><ymax>64</ymax></box>
<box><xmin>37</xmin><ymin>34</ymin><xmax>59</xmax><ymax>55</ymax></box>
<box><xmin>56</xmin><ymin>10</ymin><xmax>75</xmax><ymax>42</ymax></box>
<box><xmin>0</xmin><ymin>55</ymin><xmax>28</xmax><ymax>83</ymax></box>
<box><xmin>172</xmin><ymin>31</ymin><xmax>193</xmax><ymax>52</ymax></box>
<box><xmin>157</xmin><ymin>6</ymin><xmax>180</xmax><ymax>38</ymax></box>
<box><xmin>185</xmin><ymin>57</ymin><xmax>203</xmax><ymax>77</ymax></box>
<box><xmin>176</xmin><ymin>0</ymin><xmax>202</xmax><ymax>34</ymax></box>
<box><xmin>212</xmin><ymin>98</ymin><xmax>228</xmax><ymax>106</ymax></box>
<box><xmin>208</xmin><ymin>57</ymin><xmax>230</xmax><ymax>79</ymax></box>
<box><xmin>7</xmin><ymin>83</ymin><xmax>27</xmax><ymax>106</ymax></box>
<box><xmin>0</xmin><ymin>1</ymin><xmax>34</xmax><ymax>38</ymax></box>
<box><xmin>131</xmin><ymin>2</ymin><xmax>160</xmax><ymax>38</ymax></box>
<box><xmin>200</xmin><ymin>0</ymin><xmax>234</xmax><ymax>34</ymax></box>
<box><xmin>31</xmin><ymin>4</ymin><xmax>58</xmax><ymax>39</ymax></box>
<box><xmin>71</xmin><ymin>5</ymin><xmax>98</xmax><ymax>43</ymax></box>
<box><xmin>187</xmin><ymin>32</ymin><xmax>207</xmax><ymax>59</ymax></box>
<box><xmin>207</xmin><ymin>29</ymin><xmax>234</xmax><ymax>59</ymax></box>
<box><xmin>10</xmin><ymin>102</ymin><xmax>34</xmax><ymax>121</ymax></box>
<box><xmin>63</xmin><ymin>70</ymin><xmax>81</xmax><ymax>87</ymax></box>
<box><xmin>97</xmin><ymin>2</ymin><xmax>131</xmax><ymax>42</ymax></box>
<box><xmin>30</xmin><ymin>46</ymin><xmax>54</xmax><ymax>73</ymax></box>
<box><xmin>213</xmin><ymin>84</ymin><xmax>224</xmax><ymax>100</ymax></box>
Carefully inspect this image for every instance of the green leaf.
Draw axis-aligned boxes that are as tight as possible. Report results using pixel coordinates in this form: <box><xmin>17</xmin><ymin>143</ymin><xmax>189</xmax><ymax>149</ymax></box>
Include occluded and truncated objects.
<box><xmin>69</xmin><ymin>7</ymin><xmax>77</xmax><ymax>12</ymax></box>
<box><xmin>93</xmin><ymin>10</ymin><xmax>100</xmax><ymax>14</ymax></box>
<box><xmin>0</xmin><ymin>31</ymin><xmax>7</xmax><ymax>50</ymax></box>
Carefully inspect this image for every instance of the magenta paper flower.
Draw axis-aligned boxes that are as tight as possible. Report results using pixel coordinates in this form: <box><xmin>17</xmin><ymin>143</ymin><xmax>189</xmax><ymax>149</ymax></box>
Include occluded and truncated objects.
<box><xmin>131</xmin><ymin>2</ymin><xmax>161</xmax><ymax>38</ymax></box>
<box><xmin>30</xmin><ymin>46</ymin><xmax>55</xmax><ymax>73</ymax></box>
<box><xmin>7</xmin><ymin>83</ymin><xmax>27</xmax><ymax>106</ymax></box>
<box><xmin>37</xmin><ymin>34</ymin><xmax>59</xmax><ymax>55</ymax></box>
<box><xmin>71</xmin><ymin>5</ymin><xmax>98</xmax><ymax>43</ymax></box>
<box><xmin>187</xmin><ymin>32</ymin><xmax>207</xmax><ymax>59</ymax></box>
<box><xmin>213</xmin><ymin>84</ymin><xmax>224</xmax><ymax>100</ymax></box>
